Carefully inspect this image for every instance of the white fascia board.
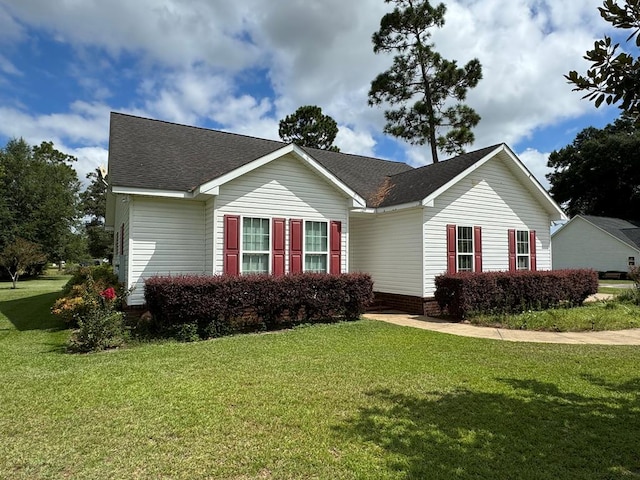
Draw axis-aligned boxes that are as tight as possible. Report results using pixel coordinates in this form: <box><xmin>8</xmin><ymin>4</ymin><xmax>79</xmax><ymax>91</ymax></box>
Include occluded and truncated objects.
<box><xmin>195</xmin><ymin>143</ymin><xmax>367</xmax><ymax>208</ymax></box>
<box><xmin>111</xmin><ymin>186</ymin><xmax>194</xmax><ymax>199</ymax></box>
<box><xmin>350</xmin><ymin>201</ymin><xmax>422</xmax><ymax>214</ymax></box>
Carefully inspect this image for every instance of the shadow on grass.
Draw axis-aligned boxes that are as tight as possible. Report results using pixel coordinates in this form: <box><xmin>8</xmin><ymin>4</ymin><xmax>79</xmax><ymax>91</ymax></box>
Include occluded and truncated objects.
<box><xmin>337</xmin><ymin>377</ymin><xmax>640</xmax><ymax>479</ymax></box>
<box><xmin>0</xmin><ymin>291</ymin><xmax>67</xmax><ymax>332</ymax></box>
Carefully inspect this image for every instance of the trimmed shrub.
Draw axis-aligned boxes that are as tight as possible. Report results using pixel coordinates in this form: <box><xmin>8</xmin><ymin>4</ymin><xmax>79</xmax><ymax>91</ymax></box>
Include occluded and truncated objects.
<box><xmin>435</xmin><ymin>269</ymin><xmax>598</xmax><ymax>319</ymax></box>
<box><xmin>144</xmin><ymin>273</ymin><xmax>374</xmax><ymax>339</ymax></box>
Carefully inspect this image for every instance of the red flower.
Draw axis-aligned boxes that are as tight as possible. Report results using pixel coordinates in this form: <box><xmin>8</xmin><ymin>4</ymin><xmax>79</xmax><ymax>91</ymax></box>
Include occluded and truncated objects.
<box><xmin>100</xmin><ymin>287</ymin><xmax>117</xmax><ymax>301</ymax></box>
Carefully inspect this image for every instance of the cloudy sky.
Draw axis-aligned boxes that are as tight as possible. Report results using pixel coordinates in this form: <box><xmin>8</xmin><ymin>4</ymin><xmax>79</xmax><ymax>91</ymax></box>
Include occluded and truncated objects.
<box><xmin>0</xmin><ymin>0</ymin><xmax>622</xmax><ymax>189</ymax></box>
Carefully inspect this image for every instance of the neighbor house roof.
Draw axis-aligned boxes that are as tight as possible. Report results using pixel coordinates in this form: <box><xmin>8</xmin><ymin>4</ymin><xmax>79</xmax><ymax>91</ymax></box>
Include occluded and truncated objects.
<box><xmin>107</xmin><ymin>112</ymin><xmax>555</xmax><ymax>212</ymax></box>
<box><xmin>580</xmin><ymin>215</ymin><xmax>640</xmax><ymax>250</ymax></box>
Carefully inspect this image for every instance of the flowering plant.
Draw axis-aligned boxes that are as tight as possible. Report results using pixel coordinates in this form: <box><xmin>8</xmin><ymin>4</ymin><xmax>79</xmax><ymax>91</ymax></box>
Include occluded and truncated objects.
<box><xmin>100</xmin><ymin>287</ymin><xmax>117</xmax><ymax>301</ymax></box>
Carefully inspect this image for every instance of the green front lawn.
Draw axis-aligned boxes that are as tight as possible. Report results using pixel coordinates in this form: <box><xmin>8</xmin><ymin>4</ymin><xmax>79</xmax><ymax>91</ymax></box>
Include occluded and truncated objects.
<box><xmin>1</xmin><ymin>277</ymin><xmax>640</xmax><ymax>479</ymax></box>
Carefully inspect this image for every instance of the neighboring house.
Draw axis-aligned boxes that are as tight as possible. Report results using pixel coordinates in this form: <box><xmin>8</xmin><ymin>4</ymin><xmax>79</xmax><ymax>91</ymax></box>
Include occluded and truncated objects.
<box><xmin>552</xmin><ymin>215</ymin><xmax>640</xmax><ymax>273</ymax></box>
<box><xmin>106</xmin><ymin>112</ymin><xmax>566</xmax><ymax>313</ymax></box>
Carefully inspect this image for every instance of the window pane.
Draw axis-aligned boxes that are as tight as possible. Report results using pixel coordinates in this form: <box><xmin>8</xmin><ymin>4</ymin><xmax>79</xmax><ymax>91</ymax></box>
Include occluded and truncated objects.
<box><xmin>305</xmin><ymin>221</ymin><xmax>327</xmax><ymax>252</ymax></box>
<box><xmin>305</xmin><ymin>254</ymin><xmax>327</xmax><ymax>273</ymax></box>
<box><xmin>516</xmin><ymin>230</ymin><xmax>529</xmax><ymax>254</ymax></box>
<box><xmin>243</xmin><ymin>217</ymin><xmax>269</xmax><ymax>251</ymax></box>
<box><xmin>517</xmin><ymin>256</ymin><xmax>529</xmax><ymax>270</ymax></box>
<box><xmin>242</xmin><ymin>253</ymin><xmax>268</xmax><ymax>274</ymax></box>
<box><xmin>458</xmin><ymin>255</ymin><xmax>473</xmax><ymax>272</ymax></box>
<box><xmin>457</xmin><ymin>226</ymin><xmax>473</xmax><ymax>253</ymax></box>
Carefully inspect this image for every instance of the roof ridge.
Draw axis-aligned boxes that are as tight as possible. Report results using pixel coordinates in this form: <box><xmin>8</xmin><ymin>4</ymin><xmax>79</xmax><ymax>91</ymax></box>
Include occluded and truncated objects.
<box><xmin>387</xmin><ymin>143</ymin><xmax>504</xmax><ymax>180</ymax></box>
<box><xmin>111</xmin><ymin>111</ymin><xmax>285</xmax><ymax>146</ymax></box>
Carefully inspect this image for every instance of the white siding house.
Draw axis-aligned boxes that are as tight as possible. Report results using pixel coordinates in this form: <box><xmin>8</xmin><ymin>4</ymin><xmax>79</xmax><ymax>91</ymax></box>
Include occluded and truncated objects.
<box><xmin>552</xmin><ymin>215</ymin><xmax>640</xmax><ymax>273</ymax></box>
<box><xmin>106</xmin><ymin>113</ymin><xmax>566</xmax><ymax>312</ymax></box>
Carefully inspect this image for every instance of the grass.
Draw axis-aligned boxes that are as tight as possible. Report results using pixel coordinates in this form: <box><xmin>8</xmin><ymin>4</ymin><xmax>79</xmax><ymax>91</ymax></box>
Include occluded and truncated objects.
<box><xmin>470</xmin><ymin>300</ymin><xmax>640</xmax><ymax>331</ymax></box>
<box><xmin>599</xmin><ymin>279</ymin><xmax>635</xmax><ymax>295</ymax></box>
<box><xmin>2</xmin><ymin>277</ymin><xmax>640</xmax><ymax>479</ymax></box>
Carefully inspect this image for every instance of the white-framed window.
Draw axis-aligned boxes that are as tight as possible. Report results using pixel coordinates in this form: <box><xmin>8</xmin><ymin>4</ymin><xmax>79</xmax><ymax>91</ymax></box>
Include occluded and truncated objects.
<box><xmin>516</xmin><ymin>230</ymin><xmax>530</xmax><ymax>270</ymax></box>
<box><xmin>242</xmin><ymin>217</ymin><xmax>270</xmax><ymax>274</ymax></box>
<box><xmin>457</xmin><ymin>226</ymin><xmax>474</xmax><ymax>272</ymax></box>
<box><xmin>304</xmin><ymin>220</ymin><xmax>328</xmax><ymax>273</ymax></box>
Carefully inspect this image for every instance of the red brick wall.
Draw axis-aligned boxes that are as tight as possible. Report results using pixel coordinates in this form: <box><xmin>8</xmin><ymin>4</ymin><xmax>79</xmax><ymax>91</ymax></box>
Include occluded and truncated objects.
<box><xmin>373</xmin><ymin>292</ymin><xmax>441</xmax><ymax>316</ymax></box>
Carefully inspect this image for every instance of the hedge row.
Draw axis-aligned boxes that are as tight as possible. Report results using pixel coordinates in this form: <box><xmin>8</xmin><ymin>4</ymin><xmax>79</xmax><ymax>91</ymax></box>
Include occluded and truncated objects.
<box><xmin>144</xmin><ymin>273</ymin><xmax>374</xmax><ymax>339</ymax></box>
<box><xmin>434</xmin><ymin>269</ymin><xmax>599</xmax><ymax>318</ymax></box>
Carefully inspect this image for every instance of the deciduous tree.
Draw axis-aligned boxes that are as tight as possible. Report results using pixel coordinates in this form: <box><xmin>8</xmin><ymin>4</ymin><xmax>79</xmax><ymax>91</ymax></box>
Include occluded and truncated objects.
<box><xmin>0</xmin><ymin>238</ymin><xmax>47</xmax><ymax>288</ymax></box>
<box><xmin>0</xmin><ymin>139</ymin><xmax>81</xmax><ymax>264</ymax></box>
<box><xmin>546</xmin><ymin>114</ymin><xmax>640</xmax><ymax>218</ymax></box>
<box><xmin>566</xmin><ymin>0</ymin><xmax>640</xmax><ymax>120</ymax></box>
<box><xmin>278</xmin><ymin>105</ymin><xmax>340</xmax><ymax>151</ymax></box>
<box><xmin>80</xmin><ymin>169</ymin><xmax>112</xmax><ymax>260</ymax></box>
<box><xmin>368</xmin><ymin>0</ymin><xmax>483</xmax><ymax>163</ymax></box>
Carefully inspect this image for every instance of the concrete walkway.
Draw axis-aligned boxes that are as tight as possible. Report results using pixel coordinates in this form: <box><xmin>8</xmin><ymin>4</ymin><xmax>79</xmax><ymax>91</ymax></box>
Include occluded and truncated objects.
<box><xmin>364</xmin><ymin>311</ymin><xmax>640</xmax><ymax>345</ymax></box>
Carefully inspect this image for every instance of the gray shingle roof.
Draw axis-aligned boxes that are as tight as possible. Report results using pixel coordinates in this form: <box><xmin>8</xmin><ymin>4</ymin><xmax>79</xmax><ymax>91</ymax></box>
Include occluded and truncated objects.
<box><xmin>108</xmin><ymin>112</ymin><xmax>502</xmax><ymax>208</ymax></box>
<box><xmin>581</xmin><ymin>215</ymin><xmax>640</xmax><ymax>250</ymax></box>
<box><xmin>374</xmin><ymin>144</ymin><xmax>503</xmax><ymax>207</ymax></box>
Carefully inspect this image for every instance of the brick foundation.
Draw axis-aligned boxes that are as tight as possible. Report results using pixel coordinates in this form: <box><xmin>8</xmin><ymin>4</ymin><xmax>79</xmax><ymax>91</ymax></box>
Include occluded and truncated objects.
<box><xmin>373</xmin><ymin>292</ymin><xmax>441</xmax><ymax>316</ymax></box>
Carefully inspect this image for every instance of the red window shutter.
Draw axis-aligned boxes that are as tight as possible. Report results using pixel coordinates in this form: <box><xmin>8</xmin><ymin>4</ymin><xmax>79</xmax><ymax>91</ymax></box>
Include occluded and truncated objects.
<box><xmin>474</xmin><ymin>226</ymin><xmax>482</xmax><ymax>272</ymax></box>
<box><xmin>330</xmin><ymin>220</ymin><xmax>342</xmax><ymax>274</ymax></box>
<box><xmin>508</xmin><ymin>229</ymin><xmax>516</xmax><ymax>272</ymax></box>
<box><xmin>446</xmin><ymin>224</ymin><xmax>457</xmax><ymax>274</ymax></box>
<box><xmin>289</xmin><ymin>219</ymin><xmax>303</xmax><ymax>273</ymax></box>
<box><xmin>529</xmin><ymin>230</ymin><xmax>537</xmax><ymax>271</ymax></box>
<box><xmin>120</xmin><ymin>223</ymin><xmax>124</xmax><ymax>255</ymax></box>
<box><xmin>272</xmin><ymin>218</ymin><xmax>285</xmax><ymax>276</ymax></box>
<box><xmin>224</xmin><ymin>215</ymin><xmax>240</xmax><ymax>275</ymax></box>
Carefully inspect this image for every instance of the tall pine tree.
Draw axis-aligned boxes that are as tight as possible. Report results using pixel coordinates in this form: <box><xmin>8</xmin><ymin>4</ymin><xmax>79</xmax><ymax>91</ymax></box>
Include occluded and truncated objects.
<box><xmin>368</xmin><ymin>0</ymin><xmax>482</xmax><ymax>162</ymax></box>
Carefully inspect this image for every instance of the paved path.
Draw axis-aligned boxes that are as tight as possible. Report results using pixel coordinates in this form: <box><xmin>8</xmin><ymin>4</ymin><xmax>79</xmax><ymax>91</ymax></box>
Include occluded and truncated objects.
<box><xmin>364</xmin><ymin>311</ymin><xmax>640</xmax><ymax>345</ymax></box>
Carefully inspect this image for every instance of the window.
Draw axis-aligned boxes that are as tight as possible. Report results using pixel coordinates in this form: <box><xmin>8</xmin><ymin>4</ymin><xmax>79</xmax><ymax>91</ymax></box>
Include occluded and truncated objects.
<box><xmin>630</xmin><ymin>257</ymin><xmax>636</xmax><ymax>267</ymax></box>
<box><xmin>242</xmin><ymin>217</ymin><xmax>270</xmax><ymax>274</ymax></box>
<box><xmin>305</xmin><ymin>221</ymin><xmax>328</xmax><ymax>272</ymax></box>
<box><xmin>516</xmin><ymin>230</ymin><xmax>530</xmax><ymax>270</ymax></box>
<box><xmin>457</xmin><ymin>226</ymin><xmax>474</xmax><ymax>272</ymax></box>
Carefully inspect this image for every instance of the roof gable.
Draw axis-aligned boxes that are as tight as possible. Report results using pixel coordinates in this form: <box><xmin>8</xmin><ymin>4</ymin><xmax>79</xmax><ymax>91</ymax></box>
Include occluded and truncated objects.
<box><xmin>579</xmin><ymin>215</ymin><xmax>640</xmax><ymax>250</ymax></box>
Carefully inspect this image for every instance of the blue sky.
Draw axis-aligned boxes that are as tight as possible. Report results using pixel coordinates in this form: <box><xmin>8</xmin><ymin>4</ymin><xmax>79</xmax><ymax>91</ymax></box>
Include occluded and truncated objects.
<box><xmin>0</xmin><ymin>0</ymin><xmax>622</xmax><ymax>189</ymax></box>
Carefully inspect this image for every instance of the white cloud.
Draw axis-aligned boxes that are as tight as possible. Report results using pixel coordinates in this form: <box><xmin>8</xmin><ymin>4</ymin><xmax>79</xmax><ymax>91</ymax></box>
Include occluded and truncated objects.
<box><xmin>517</xmin><ymin>147</ymin><xmax>552</xmax><ymax>189</ymax></box>
<box><xmin>0</xmin><ymin>0</ymin><xmax>618</xmax><ymax>182</ymax></box>
<box><xmin>335</xmin><ymin>126</ymin><xmax>376</xmax><ymax>157</ymax></box>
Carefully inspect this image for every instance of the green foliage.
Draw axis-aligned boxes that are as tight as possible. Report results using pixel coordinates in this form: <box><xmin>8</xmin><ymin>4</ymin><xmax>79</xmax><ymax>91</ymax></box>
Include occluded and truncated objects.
<box><xmin>0</xmin><ymin>138</ymin><xmax>81</xmax><ymax>263</ymax></box>
<box><xmin>62</xmin><ymin>271</ymin><xmax>127</xmax><ymax>353</ymax></box>
<box><xmin>566</xmin><ymin>0</ymin><xmax>640</xmax><ymax>119</ymax></box>
<box><xmin>52</xmin><ymin>264</ymin><xmax>124</xmax><ymax>327</ymax></box>
<box><xmin>80</xmin><ymin>169</ymin><xmax>112</xmax><ymax>259</ymax></box>
<box><xmin>546</xmin><ymin>114</ymin><xmax>640</xmax><ymax>217</ymax></box>
<box><xmin>0</xmin><ymin>238</ymin><xmax>47</xmax><ymax>289</ymax></box>
<box><xmin>278</xmin><ymin>105</ymin><xmax>340</xmax><ymax>151</ymax></box>
<box><xmin>368</xmin><ymin>0</ymin><xmax>482</xmax><ymax>162</ymax></box>
<box><xmin>471</xmin><ymin>301</ymin><xmax>640</xmax><ymax>331</ymax></box>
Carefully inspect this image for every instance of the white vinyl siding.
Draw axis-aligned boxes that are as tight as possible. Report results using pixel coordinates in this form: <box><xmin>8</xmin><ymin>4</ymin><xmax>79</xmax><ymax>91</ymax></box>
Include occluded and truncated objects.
<box><xmin>204</xmin><ymin>197</ymin><xmax>214</xmax><ymax>274</ymax></box>
<box><xmin>214</xmin><ymin>153</ymin><xmax>349</xmax><ymax>274</ymax></box>
<box><xmin>423</xmin><ymin>156</ymin><xmax>552</xmax><ymax>297</ymax></box>
<box><xmin>552</xmin><ymin>217</ymin><xmax>640</xmax><ymax>271</ymax></box>
<box><xmin>128</xmin><ymin>197</ymin><xmax>206</xmax><ymax>305</ymax></box>
<box><xmin>350</xmin><ymin>208</ymin><xmax>423</xmax><ymax>297</ymax></box>
<box><xmin>113</xmin><ymin>194</ymin><xmax>130</xmax><ymax>286</ymax></box>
